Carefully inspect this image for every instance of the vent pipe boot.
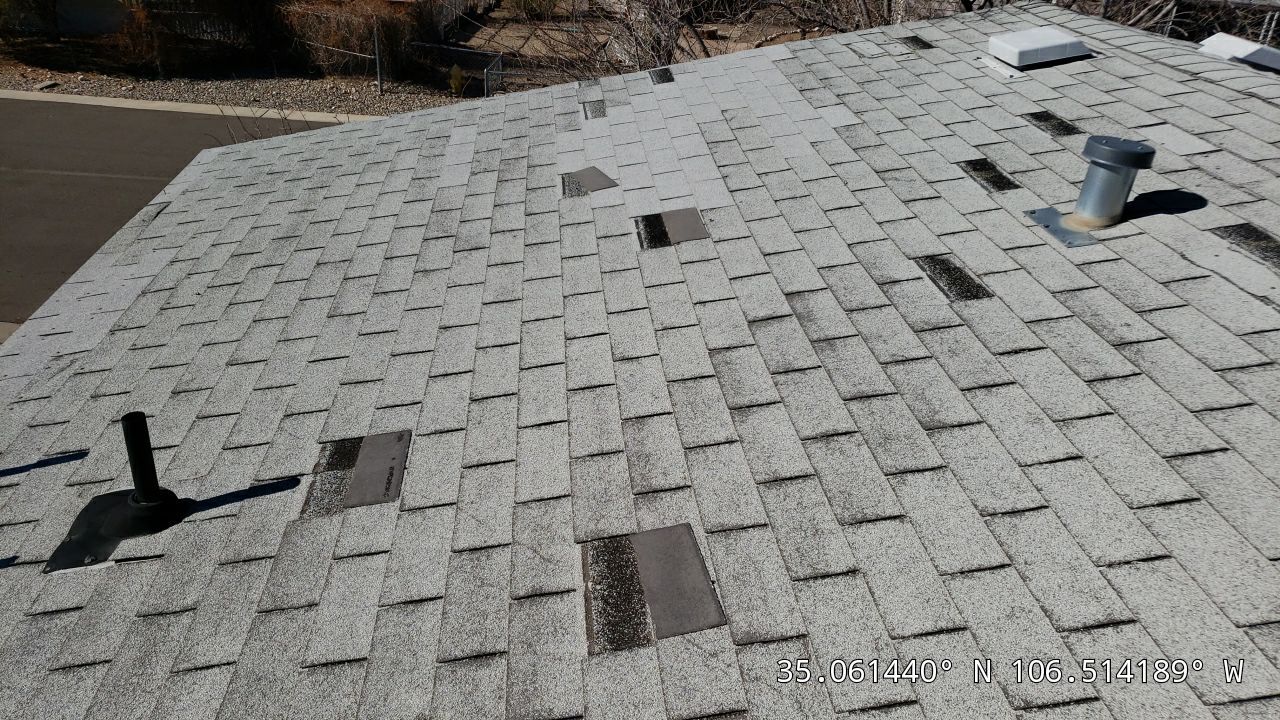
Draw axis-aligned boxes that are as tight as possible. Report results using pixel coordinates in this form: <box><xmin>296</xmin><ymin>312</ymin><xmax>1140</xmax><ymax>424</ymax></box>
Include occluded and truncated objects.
<box><xmin>44</xmin><ymin>412</ymin><xmax>190</xmax><ymax>572</ymax></box>
<box><xmin>102</xmin><ymin>412</ymin><xmax>185</xmax><ymax>537</ymax></box>
<box><xmin>1064</xmin><ymin>136</ymin><xmax>1155</xmax><ymax>231</ymax></box>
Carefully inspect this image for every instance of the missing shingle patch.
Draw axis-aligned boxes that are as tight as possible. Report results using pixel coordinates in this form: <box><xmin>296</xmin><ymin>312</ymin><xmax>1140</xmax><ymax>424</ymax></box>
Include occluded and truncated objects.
<box><xmin>1213</xmin><ymin>222</ymin><xmax>1280</xmax><ymax>270</ymax></box>
<box><xmin>344</xmin><ymin>430</ymin><xmax>411</xmax><ymax>508</ymax></box>
<box><xmin>1023</xmin><ymin>110</ymin><xmax>1082</xmax><ymax>138</ymax></box>
<box><xmin>583</xmin><ymin>524</ymin><xmax>725</xmax><ymax>654</ymax></box>
<box><xmin>563</xmin><ymin>166</ymin><xmax>618</xmax><ymax>198</ymax></box>
<box><xmin>635</xmin><ymin>214</ymin><xmax>671</xmax><ymax>250</ymax></box>
<box><xmin>634</xmin><ymin>208</ymin><xmax>710</xmax><ymax>250</ymax></box>
<box><xmin>916</xmin><ymin>255</ymin><xmax>994</xmax><ymax>301</ymax></box>
<box><xmin>901</xmin><ymin>35</ymin><xmax>936</xmax><ymax>50</ymax></box>
<box><xmin>957</xmin><ymin>158</ymin><xmax>1021</xmax><ymax>192</ymax></box>
<box><xmin>650</xmin><ymin>67</ymin><xmax>675</xmax><ymax>84</ymax></box>
<box><xmin>661</xmin><ymin>207</ymin><xmax>710</xmax><ymax>243</ymax></box>
<box><xmin>305</xmin><ymin>432</ymin><xmax>411</xmax><ymax>515</ymax></box>
<box><xmin>583</xmin><ymin>100</ymin><xmax>607</xmax><ymax>120</ymax></box>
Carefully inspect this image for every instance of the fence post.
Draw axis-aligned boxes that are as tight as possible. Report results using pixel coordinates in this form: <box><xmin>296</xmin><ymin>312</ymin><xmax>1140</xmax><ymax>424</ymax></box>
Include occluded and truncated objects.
<box><xmin>373</xmin><ymin>20</ymin><xmax>383</xmax><ymax>95</ymax></box>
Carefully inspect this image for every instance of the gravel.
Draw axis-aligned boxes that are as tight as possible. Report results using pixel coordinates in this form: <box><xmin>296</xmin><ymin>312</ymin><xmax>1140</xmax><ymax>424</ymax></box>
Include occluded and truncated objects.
<box><xmin>0</xmin><ymin>59</ymin><xmax>462</xmax><ymax>117</ymax></box>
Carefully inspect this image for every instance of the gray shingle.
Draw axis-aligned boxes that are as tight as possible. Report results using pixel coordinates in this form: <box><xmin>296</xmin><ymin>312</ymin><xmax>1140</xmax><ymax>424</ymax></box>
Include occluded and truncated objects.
<box><xmin>998</xmin><ymin>348</ymin><xmax>1108</xmax><ymax>421</ymax></box>
<box><xmin>655</xmin><ymin>326</ymin><xmax>715</xmax><ymax>381</ymax></box>
<box><xmin>1144</xmin><ymin>305</ymin><xmax>1271</xmax><ymax>371</ymax></box>
<box><xmin>686</xmin><ymin>441</ymin><xmax>767</xmax><ymax>531</ymax></box>
<box><xmin>303</xmin><ymin>551</ymin><xmax>387</xmax><ymax>666</ymax></box>
<box><xmin>568</xmin><ymin>385</ymin><xmax>625</xmax><ymax>457</ymax></box>
<box><xmin>656</xmin><ymin>627</ymin><xmax>747</xmax><ymax>720</ymax></box>
<box><xmin>706</xmin><ymin>525</ymin><xmax>805</xmax><ymax>643</ymax></box>
<box><xmin>570</xmin><ymin>451</ymin><xmax>637</xmax><ymax>542</ymax></box>
<box><xmin>1058</xmin><ymin>414</ymin><xmax>1197</xmax><ymax>508</ymax></box>
<box><xmin>750</xmin><ymin>315</ymin><xmax>822</xmax><ymax>372</ymax></box>
<box><xmin>774</xmin><ymin>368</ymin><xmax>857</xmax><ymax>439</ymax></box>
<box><xmin>846</xmin><ymin>394</ymin><xmax>944</xmax><ymax>475</ymax></box>
<box><xmin>402</xmin><ymin>429</ymin><xmax>464</xmax><ymax>508</ymax></box>
<box><xmin>731</xmin><ymin>402</ymin><xmax>814</xmax><ymax>482</ymax></box>
<box><xmin>454</xmin><ymin>460</ymin><xmax>516</xmax><ymax>550</ymax></box>
<box><xmin>709</xmin><ymin>345</ymin><xmax>781</xmax><ymax>408</ymax></box>
<box><xmin>737</xmin><ymin>638</ymin><xmax>839</xmax><ymax>718</ymax></box>
<box><xmin>847</xmin><ymin>306</ymin><xmax>931</xmax><ymax>363</ymax></box>
<box><xmin>621</xmin><ymin>414</ymin><xmax>690</xmax><ymax>493</ymax></box>
<box><xmin>885</xmin><ymin>358</ymin><xmax>981</xmax><ymax>430</ymax></box>
<box><xmin>515</xmin><ymin>421</ymin><xmax>570</xmax><ymax>502</ymax></box>
<box><xmin>358</xmin><ymin>600</ymin><xmax>441</xmax><ymax>720</ymax></box>
<box><xmin>1119</xmin><ymin>339</ymin><xmax>1249</xmax><ymax>412</ymax></box>
<box><xmin>508</xmin><ymin>592</ymin><xmax>586</xmax><ymax>720</ymax></box>
<box><xmin>1090</xmin><ymin>375</ymin><xmax>1226</xmax><ymax>457</ymax></box>
<box><xmin>803</xmin><ymin>432</ymin><xmax>902</xmax><ymax>524</ymax></box>
<box><xmin>1063</xmin><ymin>623</ymin><xmax>1214</xmax><ymax>720</ymax></box>
<box><xmin>987</xmin><ymin>509</ymin><xmax>1131</xmax><ymax>632</ymax></box>
<box><xmin>891</xmin><ymin>468</ymin><xmax>1007</xmax><ymax>574</ymax></box>
<box><xmin>257</xmin><ymin>515</ymin><xmax>341</xmax><ymax>612</ymax></box>
<box><xmin>947</xmin><ymin>567</ymin><xmax>1094</xmax><ymax>709</ymax></box>
<box><xmin>965</xmin><ymin>385</ymin><xmax>1078</xmax><ymax>466</ymax></box>
<box><xmin>758</xmin><ymin>476</ymin><xmax>854</xmax><ymax>579</ymax></box>
<box><xmin>1027</xmin><ymin>316</ymin><xmax>1137</xmax><ymax>381</ymax></box>
<box><xmin>437</xmin><ymin>545</ymin><xmax>511</xmax><ymax>661</ymax></box>
<box><xmin>1103</xmin><ymin>558</ymin><xmax>1280</xmax><ymax>703</ymax></box>
<box><xmin>585</xmin><ymin>646</ymin><xmax>665</xmax><ymax>720</ymax></box>
<box><xmin>511</xmin><ymin>497</ymin><xmax>578</xmax><ymax>598</ymax></box>
<box><xmin>846</xmin><ymin>518</ymin><xmax>963</xmax><ymax>638</ymax></box>
<box><xmin>381</xmin><ymin>505</ymin><xmax>454</xmax><ymax>605</ymax></box>
<box><xmin>793</xmin><ymin>573</ymin><xmax>914</xmax><ymax>712</ymax></box>
<box><xmin>897</xmin><ymin>630</ymin><xmax>1015</xmax><ymax>719</ymax></box>
<box><xmin>1024</xmin><ymin>459</ymin><xmax>1166</xmax><ymax>566</ymax></box>
<box><xmin>952</xmin><ymin>297</ymin><xmax>1046</xmax><ymax>355</ymax></box>
<box><xmin>1137</xmin><ymin>500</ymin><xmax>1280</xmax><ymax>625</ymax></box>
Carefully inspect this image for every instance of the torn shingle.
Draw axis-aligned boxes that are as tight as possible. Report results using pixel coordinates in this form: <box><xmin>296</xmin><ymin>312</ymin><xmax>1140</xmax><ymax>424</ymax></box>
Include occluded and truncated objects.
<box><xmin>915</xmin><ymin>255</ymin><xmax>994</xmax><ymax>301</ymax></box>
<box><xmin>956</xmin><ymin>158</ymin><xmax>1021</xmax><ymax>192</ymax></box>
<box><xmin>1023</xmin><ymin>110</ymin><xmax>1083</xmax><ymax>137</ymax></box>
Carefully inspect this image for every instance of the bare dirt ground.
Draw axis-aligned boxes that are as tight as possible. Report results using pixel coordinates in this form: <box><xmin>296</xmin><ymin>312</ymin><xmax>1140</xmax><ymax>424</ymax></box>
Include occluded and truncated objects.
<box><xmin>0</xmin><ymin>54</ymin><xmax>460</xmax><ymax>116</ymax></box>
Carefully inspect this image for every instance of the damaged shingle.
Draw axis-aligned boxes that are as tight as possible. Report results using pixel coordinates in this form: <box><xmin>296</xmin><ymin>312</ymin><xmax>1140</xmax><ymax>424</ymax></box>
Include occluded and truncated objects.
<box><xmin>1212</xmin><ymin>222</ymin><xmax>1280</xmax><ymax>270</ymax></box>
<box><xmin>957</xmin><ymin>158</ymin><xmax>1021</xmax><ymax>192</ymax></box>
<box><xmin>916</xmin><ymin>255</ymin><xmax>994</xmax><ymax>301</ymax></box>
<box><xmin>1023</xmin><ymin>110</ymin><xmax>1082</xmax><ymax>137</ymax></box>
<box><xmin>582</xmin><ymin>100</ymin><xmax>607</xmax><ymax>120</ymax></box>
<box><xmin>650</xmin><ymin>67</ymin><xmax>675</xmax><ymax>84</ymax></box>
<box><xmin>901</xmin><ymin>35</ymin><xmax>936</xmax><ymax>50</ymax></box>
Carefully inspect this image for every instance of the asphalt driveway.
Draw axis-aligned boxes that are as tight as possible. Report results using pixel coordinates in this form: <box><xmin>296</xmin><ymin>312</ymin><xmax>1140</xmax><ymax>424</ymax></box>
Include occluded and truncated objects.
<box><xmin>0</xmin><ymin>97</ymin><xmax>333</xmax><ymax>326</ymax></box>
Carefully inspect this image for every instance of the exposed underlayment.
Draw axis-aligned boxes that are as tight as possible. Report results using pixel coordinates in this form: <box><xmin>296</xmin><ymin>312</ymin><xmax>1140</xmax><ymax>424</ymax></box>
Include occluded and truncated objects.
<box><xmin>3</xmin><ymin>1</ymin><xmax>1280</xmax><ymax>718</ymax></box>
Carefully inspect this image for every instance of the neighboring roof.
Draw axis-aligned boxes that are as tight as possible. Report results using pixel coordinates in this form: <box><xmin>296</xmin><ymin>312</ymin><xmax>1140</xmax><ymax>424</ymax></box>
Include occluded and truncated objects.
<box><xmin>4</xmin><ymin>1</ymin><xmax>1280</xmax><ymax>718</ymax></box>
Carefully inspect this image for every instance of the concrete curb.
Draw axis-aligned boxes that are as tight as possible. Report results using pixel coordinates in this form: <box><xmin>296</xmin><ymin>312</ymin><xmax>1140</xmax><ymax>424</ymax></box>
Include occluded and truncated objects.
<box><xmin>0</xmin><ymin>89</ymin><xmax>385</xmax><ymax>123</ymax></box>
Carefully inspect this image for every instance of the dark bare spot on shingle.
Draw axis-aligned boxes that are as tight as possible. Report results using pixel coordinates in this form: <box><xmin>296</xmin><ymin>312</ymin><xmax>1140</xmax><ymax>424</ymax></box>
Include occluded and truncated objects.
<box><xmin>562</xmin><ymin>175</ymin><xmax>587</xmax><ymax>198</ymax></box>
<box><xmin>901</xmin><ymin>35</ymin><xmax>936</xmax><ymax>50</ymax></box>
<box><xmin>650</xmin><ymin>67</ymin><xmax>675</xmax><ymax>84</ymax></box>
<box><xmin>1213</xmin><ymin>222</ymin><xmax>1280</xmax><ymax>270</ymax></box>
<box><xmin>302</xmin><ymin>472</ymin><xmax>349</xmax><ymax>518</ymax></box>
<box><xmin>635</xmin><ymin>214</ymin><xmax>671</xmax><ymax>250</ymax></box>
<box><xmin>315</xmin><ymin>437</ymin><xmax>363</xmax><ymax>473</ymax></box>
<box><xmin>1023</xmin><ymin>110</ymin><xmax>1082</xmax><ymax>137</ymax></box>
<box><xmin>583</xmin><ymin>100</ymin><xmax>607</xmax><ymax>120</ymax></box>
<box><xmin>916</xmin><ymin>255</ymin><xmax>994</xmax><ymax>301</ymax></box>
<box><xmin>957</xmin><ymin>158</ymin><xmax>1021</xmax><ymax>192</ymax></box>
<box><xmin>583</xmin><ymin>535</ymin><xmax>654</xmax><ymax>654</ymax></box>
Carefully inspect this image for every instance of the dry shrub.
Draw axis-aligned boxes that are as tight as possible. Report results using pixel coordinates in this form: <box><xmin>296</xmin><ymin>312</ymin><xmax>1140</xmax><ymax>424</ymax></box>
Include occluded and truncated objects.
<box><xmin>281</xmin><ymin>0</ymin><xmax>433</xmax><ymax>74</ymax></box>
<box><xmin>114</xmin><ymin>7</ymin><xmax>164</xmax><ymax>71</ymax></box>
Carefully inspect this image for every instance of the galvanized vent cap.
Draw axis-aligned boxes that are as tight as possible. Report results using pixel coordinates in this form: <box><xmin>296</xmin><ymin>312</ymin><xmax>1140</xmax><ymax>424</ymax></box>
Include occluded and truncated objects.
<box><xmin>1083</xmin><ymin>136</ymin><xmax>1155</xmax><ymax>170</ymax></box>
<box><xmin>989</xmin><ymin>27</ymin><xmax>1089</xmax><ymax>68</ymax></box>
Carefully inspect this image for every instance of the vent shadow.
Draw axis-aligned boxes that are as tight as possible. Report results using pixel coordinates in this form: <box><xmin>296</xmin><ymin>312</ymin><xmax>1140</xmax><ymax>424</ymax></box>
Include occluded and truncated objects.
<box><xmin>916</xmin><ymin>255</ymin><xmax>994</xmax><ymax>301</ymax></box>
<box><xmin>957</xmin><ymin>158</ymin><xmax>1021</xmax><ymax>192</ymax></box>
<box><xmin>901</xmin><ymin>35</ymin><xmax>936</xmax><ymax>50</ymax></box>
<box><xmin>1023</xmin><ymin>110</ymin><xmax>1082</xmax><ymax>137</ymax></box>
<box><xmin>650</xmin><ymin>67</ymin><xmax>675</xmax><ymax>84</ymax></box>
<box><xmin>582</xmin><ymin>100</ymin><xmax>607</xmax><ymax>120</ymax></box>
<box><xmin>1212</xmin><ymin>222</ymin><xmax>1280</xmax><ymax>270</ymax></box>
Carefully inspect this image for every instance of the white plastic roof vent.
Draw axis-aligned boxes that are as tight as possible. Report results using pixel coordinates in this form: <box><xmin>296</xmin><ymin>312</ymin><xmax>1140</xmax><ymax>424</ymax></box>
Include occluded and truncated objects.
<box><xmin>989</xmin><ymin>27</ymin><xmax>1089</xmax><ymax>68</ymax></box>
<box><xmin>1199</xmin><ymin>32</ymin><xmax>1260</xmax><ymax>60</ymax></box>
<box><xmin>1199</xmin><ymin>33</ymin><xmax>1280</xmax><ymax>73</ymax></box>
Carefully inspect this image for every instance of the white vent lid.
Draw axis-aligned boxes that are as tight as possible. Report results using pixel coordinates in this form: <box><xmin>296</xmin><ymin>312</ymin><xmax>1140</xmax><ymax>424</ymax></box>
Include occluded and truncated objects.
<box><xmin>989</xmin><ymin>27</ymin><xmax>1089</xmax><ymax>68</ymax></box>
<box><xmin>1199</xmin><ymin>32</ymin><xmax>1261</xmax><ymax>60</ymax></box>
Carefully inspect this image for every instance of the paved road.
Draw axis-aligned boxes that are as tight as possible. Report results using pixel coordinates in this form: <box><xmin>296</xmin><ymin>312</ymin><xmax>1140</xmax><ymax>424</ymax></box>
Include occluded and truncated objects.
<box><xmin>0</xmin><ymin>98</ymin><xmax>331</xmax><ymax>325</ymax></box>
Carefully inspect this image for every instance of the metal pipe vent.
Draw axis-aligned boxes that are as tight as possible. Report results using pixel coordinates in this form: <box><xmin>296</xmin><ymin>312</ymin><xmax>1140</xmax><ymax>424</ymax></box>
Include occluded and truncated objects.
<box><xmin>1064</xmin><ymin>136</ymin><xmax>1156</xmax><ymax>231</ymax></box>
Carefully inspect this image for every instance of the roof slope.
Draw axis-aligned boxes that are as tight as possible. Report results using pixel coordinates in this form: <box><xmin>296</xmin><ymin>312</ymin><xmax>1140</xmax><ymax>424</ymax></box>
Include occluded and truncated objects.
<box><xmin>4</xmin><ymin>2</ymin><xmax>1280</xmax><ymax>718</ymax></box>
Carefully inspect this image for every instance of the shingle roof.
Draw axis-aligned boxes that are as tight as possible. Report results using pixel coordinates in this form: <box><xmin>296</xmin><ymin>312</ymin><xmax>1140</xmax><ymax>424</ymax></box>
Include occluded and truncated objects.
<box><xmin>4</xmin><ymin>2</ymin><xmax>1280</xmax><ymax>718</ymax></box>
